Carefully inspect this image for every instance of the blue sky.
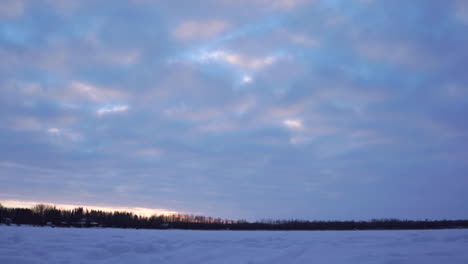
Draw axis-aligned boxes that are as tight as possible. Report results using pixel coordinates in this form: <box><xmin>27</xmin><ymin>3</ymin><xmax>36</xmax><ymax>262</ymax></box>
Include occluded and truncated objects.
<box><xmin>1</xmin><ymin>0</ymin><xmax>468</xmax><ymax>220</ymax></box>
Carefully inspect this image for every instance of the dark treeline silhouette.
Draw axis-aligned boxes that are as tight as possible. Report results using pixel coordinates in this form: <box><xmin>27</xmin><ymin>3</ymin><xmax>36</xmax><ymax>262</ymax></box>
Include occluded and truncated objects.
<box><xmin>1</xmin><ymin>203</ymin><xmax>467</xmax><ymax>230</ymax></box>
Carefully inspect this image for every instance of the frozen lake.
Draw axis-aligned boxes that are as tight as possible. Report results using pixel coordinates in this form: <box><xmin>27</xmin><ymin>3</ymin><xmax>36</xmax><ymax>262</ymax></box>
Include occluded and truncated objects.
<box><xmin>1</xmin><ymin>225</ymin><xmax>468</xmax><ymax>263</ymax></box>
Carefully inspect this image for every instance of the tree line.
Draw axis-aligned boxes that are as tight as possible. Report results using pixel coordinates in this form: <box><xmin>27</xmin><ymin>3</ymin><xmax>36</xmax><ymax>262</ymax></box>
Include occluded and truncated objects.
<box><xmin>1</xmin><ymin>203</ymin><xmax>467</xmax><ymax>230</ymax></box>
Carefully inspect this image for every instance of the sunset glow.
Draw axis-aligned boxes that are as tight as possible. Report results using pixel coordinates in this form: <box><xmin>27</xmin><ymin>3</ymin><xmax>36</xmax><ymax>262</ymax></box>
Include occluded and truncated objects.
<box><xmin>0</xmin><ymin>200</ymin><xmax>179</xmax><ymax>217</ymax></box>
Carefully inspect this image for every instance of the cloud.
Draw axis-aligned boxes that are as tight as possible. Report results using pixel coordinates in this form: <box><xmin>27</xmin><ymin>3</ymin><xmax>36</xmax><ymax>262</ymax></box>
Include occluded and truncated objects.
<box><xmin>1</xmin><ymin>0</ymin><xmax>468</xmax><ymax>220</ymax></box>
<box><xmin>241</xmin><ymin>75</ymin><xmax>253</xmax><ymax>84</ymax></box>
<box><xmin>66</xmin><ymin>81</ymin><xmax>127</xmax><ymax>103</ymax></box>
<box><xmin>47</xmin><ymin>128</ymin><xmax>61</xmax><ymax>134</ymax></box>
<box><xmin>221</xmin><ymin>0</ymin><xmax>315</xmax><ymax>10</ymax></box>
<box><xmin>201</xmin><ymin>50</ymin><xmax>277</xmax><ymax>70</ymax></box>
<box><xmin>97</xmin><ymin>105</ymin><xmax>130</xmax><ymax>116</ymax></box>
<box><xmin>173</xmin><ymin>20</ymin><xmax>230</xmax><ymax>41</ymax></box>
<box><xmin>46</xmin><ymin>127</ymin><xmax>81</xmax><ymax>141</ymax></box>
<box><xmin>283</xmin><ymin>119</ymin><xmax>304</xmax><ymax>130</ymax></box>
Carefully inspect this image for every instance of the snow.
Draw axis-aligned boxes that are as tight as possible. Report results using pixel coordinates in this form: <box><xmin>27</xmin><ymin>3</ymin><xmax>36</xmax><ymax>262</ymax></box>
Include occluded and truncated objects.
<box><xmin>1</xmin><ymin>226</ymin><xmax>468</xmax><ymax>263</ymax></box>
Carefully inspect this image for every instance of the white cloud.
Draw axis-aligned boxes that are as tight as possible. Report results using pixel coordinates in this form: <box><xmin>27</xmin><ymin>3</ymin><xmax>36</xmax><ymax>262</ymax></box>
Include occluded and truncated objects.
<box><xmin>201</xmin><ymin>50</ymin><xmax>277</xmax><ymax>70</ymax></box>
<box><xmin>70</xmin><ymin>82</ymin><xmax>100</xmax><ymax>100</ymax></box>
<box><xmin>97</xmin><ymin>105</ymin><xmax>130</xmax><ymax>116</ymax></box>
<box><xmin>174</xmin><ymin>20</ymin><xmax>230</xmax><ymax>41</ymax></box>
<box><xmin>46</xmin><ymin>127</ymin><xmax>82</xmax><ymax>141</ymax></box>
<box><xmin>283</xmin><ymin>119</ymin><xmax>304</xmax><ymax>130</ymax></box>
<box><xmin>242</xmin><ymin>75</ymin><xmax>253</xmax><ymax>84</ymax></box>
<box><xmin>47</xmin><ymin>128</ymin><xmax>61</xmax><ymax>134</ymax></box>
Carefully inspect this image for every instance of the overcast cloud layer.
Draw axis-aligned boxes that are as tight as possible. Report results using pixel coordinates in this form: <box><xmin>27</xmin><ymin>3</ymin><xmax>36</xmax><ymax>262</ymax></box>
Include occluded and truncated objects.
<box><xmin>1</xmin><ymin>0</ymin><xmax>468</xmax><ymax>220</ymax></box>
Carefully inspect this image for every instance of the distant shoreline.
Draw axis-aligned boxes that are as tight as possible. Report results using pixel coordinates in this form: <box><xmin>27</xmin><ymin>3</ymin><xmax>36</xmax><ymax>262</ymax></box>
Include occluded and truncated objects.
<box><xmin>2</xmin><ymin>204</ymin><xmax>468</xmax><ymax>231</ymax></box>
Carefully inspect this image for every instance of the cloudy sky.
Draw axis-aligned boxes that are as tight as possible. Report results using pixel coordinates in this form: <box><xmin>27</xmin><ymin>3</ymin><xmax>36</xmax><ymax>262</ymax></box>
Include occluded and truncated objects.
<box><xmin>1</xmin><ymin>0</ymin><xmax>468</xmax><ymax>220</ymax></box>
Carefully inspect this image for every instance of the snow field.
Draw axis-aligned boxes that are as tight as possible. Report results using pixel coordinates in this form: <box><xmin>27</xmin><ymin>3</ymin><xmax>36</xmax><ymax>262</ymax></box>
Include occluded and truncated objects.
<box><xmin>1</xmin><ymin>225</ymin><xmax>468</xmax><ymax>263</ymax></box>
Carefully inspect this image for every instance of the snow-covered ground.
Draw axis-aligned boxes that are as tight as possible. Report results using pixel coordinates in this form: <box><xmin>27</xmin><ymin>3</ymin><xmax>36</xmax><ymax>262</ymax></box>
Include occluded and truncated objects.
<box><xmin>1</xmin><ymin>225</ymin><xmax>468</xmax><ymax>263</ymax></box>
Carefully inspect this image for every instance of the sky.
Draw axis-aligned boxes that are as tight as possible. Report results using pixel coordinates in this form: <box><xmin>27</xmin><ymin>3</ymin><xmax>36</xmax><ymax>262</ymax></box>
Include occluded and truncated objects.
<box><xmin>1</xmin><ymin>0</ymin><xmax>468</xmax><ymax>221</ymax></box>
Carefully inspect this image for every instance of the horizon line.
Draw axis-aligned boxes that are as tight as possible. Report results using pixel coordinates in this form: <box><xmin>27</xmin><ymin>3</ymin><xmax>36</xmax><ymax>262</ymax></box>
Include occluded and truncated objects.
<box><xmin>2</xmin><ymin>200</ymin><xmax>467</xmax><ymax>222</ymax></box>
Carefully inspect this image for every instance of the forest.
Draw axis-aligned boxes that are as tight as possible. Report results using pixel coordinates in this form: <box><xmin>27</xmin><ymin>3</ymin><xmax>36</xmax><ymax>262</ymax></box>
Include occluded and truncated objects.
<box><xmin>1</xmin><ymin>203</ymin><xmax>467</xmax><ymax>231</ymax></box>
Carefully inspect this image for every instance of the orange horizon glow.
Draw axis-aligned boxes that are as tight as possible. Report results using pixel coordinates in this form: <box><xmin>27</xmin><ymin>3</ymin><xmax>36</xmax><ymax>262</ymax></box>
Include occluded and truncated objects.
<box><xmin>0</xmin><ymin>199</ymin><xmax>180</xmax><ymax>217</ymax></box>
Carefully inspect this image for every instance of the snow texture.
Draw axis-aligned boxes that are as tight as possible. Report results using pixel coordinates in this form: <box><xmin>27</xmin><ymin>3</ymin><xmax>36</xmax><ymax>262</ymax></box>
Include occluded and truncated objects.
<box><xmin>1</xmin><ymin>225</ymin><xmax>468</xmax><ymax>263</ymax></box>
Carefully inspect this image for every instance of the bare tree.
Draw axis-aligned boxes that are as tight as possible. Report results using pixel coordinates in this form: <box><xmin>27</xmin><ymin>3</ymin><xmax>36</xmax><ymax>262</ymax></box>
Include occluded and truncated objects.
<box><xmin>33</xmin><ymin>204</ymin><xmax>46</xmax><ymax>216</ymax></box>
<box><xmin>32</xmin><ymin>204</ymin><xmax>55</xmax><ymax>225</ymax></box>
